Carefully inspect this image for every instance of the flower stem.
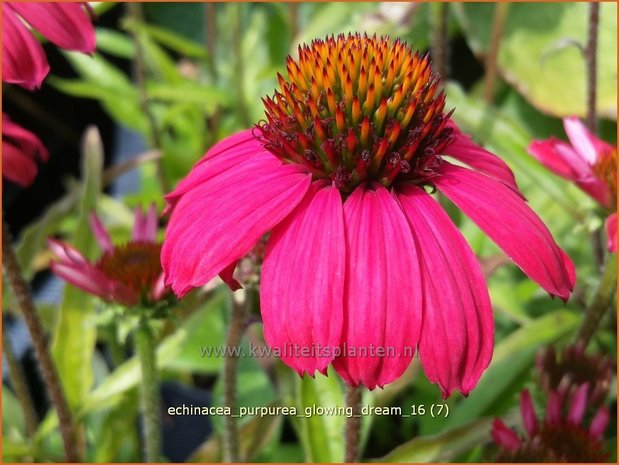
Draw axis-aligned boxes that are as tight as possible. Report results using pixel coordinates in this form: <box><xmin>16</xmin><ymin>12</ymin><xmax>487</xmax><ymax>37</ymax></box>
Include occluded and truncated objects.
<box><xmin>134</xmin><ymin>319</ymin><xmax>162</xmax><ymax>462</ymax></box>
<box><xmin>231</xmin><ymin>3</ymin><xmax>250</xmax><ymax>128</ymax></box>
<box><xmin>222</xmin><ymin>290</ymin><xmax>248</xmax><ymax>462</ymax></box>
<box><xmin>126</xmin><ymin>2</ymin><xmax>169</xmax><ymax>194</ymax></box>
<box><xmin>576</xmin><ymin>254</ymin><xmax>617</xmax><ymax>346</ymax></box>
<box><xmin>585</xmin><ymin>2</ymin><xmax>600</xmax><ymax>134</ymax></box>
<box><xmin>2</xmin><ymin>218</ymin><xmax>79</xmax><ymax>462</ymax></box>
<box><xmin>344</xmin><ymin>385</ymin><xmax>362</xmax><ymax>462</ymax></box>
<box><xmin>431</xmin><ymin>2</ymin><xmax>450</xmax><ymax>80</ymax></box>
<box><xmin>483</xmin><ymin>2</ymin><xmax>510</xmax><ymax>104</ymax></box>
<box><xmin>2</xmin><ymin>324</ymin><xmax>38</xmax><ymax>438</ymax></box>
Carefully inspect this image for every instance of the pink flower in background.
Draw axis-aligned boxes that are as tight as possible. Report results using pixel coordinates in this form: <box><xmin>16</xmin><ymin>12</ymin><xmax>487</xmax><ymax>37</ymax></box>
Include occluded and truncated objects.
<box><xmin>50</xmin><ymin>205</ymin><xmax>168</xmax><ymax>307</ymax></box>
<box><xmin>162</xmin><ymin>34</ymin><xmax>574</xmax><ymax>395</ymax></box>
<box><xmin>492</xmin><ymin>387</ymin><xmax>609</xmax><ymax>462</ymax></box>
<box><xmin>2</xmin><ymin>2</ymin><xmax>96</xmax><ymax>90</ymax></box>
<box><xmin>2</xmin><ymin>113</ymin><xmax>48</xmax><ymax>187</ymax></box>
<box><xmin>528</xmin><ymin>117</ymin><xmax>617</xmax><ymax>253</ymax></box>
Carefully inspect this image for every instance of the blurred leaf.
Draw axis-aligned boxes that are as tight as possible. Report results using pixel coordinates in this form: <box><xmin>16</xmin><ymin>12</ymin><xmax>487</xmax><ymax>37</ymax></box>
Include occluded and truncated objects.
<box><xmin>146</xmin><ymin>81</ymin><xmax>231</xmax><ymax>113</ymax></box>
<box><xmin>78</xmin><ymin>289</ymin><xmax>227</xmax><ymax>416</ymax></box>
<box><xmin>51</xmin><ymin>128</ymin><xmax>103</xmax><ymax>410</ymax></box>
<box><xmin>446</xmin><ymin>309</ymin><xmax>581</xmax><ymax>428</ymax></box>
<box><xmin>187</xmin><ymin>402</ymin><xmax>282</xmax><ymax>462</ymax></box>
<box><xmin>454</xmin><ymin>3</ymin><xmax>617</xmax><ymax>118</ymax></box>
<box><xmin>137</xmin><ymin>22</ymin><xmax>209</xmax><ymax>59</ymax></box>
<box><xmin>292</xmin><ymin>369</ymin><xmax>345</xmax><ymax>462</ymax></box>
<box><xmin>95</xmin><ymin>28</ymin><xmax>135</xmax><ymax>59</ymax></box>
<box><xmin>2</xmin><ymin>389</ymin><xmax>26</xmax><ymax>438</ymax></box>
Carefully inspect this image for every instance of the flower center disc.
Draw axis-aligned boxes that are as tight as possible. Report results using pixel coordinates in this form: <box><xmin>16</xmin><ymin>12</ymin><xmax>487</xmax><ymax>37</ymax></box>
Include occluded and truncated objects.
<box><xmin>257</xmin><ymin>33</ymin><xmax>455</xmax><ymax>193</ymax></box>
<box><xmin>593</xmin><ymin>148</ymin><xmax>617</xmax><ymax>208</ymax></box>
<box><xmin>96</xmin><ymin>241</ymin><xmax>162</xmax><ymax>295</ymax></box>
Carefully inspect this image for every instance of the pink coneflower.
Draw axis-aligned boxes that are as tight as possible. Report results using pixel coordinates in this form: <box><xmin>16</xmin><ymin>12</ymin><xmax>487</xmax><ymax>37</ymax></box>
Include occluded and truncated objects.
<box><xmin>492</xmin><ymin>387</ymin><xmax>609</xmax><ymax>462</ymax></box>
<box><xmin>528</xmin><ymin>118</ymin><xmax>617</xmax><ymax>253</ymax></box>
<box><xmin>2</xmin><ymin>113</ymin><xmax>48</xmax><ymax>187</ymax></box>
<box><xmin>2</xmin><ymin>2</ymin><xmax>95</xmax><ymax>90</ymax></box>
<box><xmin>162</xmin><ymin>34</ymin><xmax>574</xmax><ymax>395</ymax></box>
<box><xmin>50</xmin><ymin>205</ymin><xmax>168</xmax><ymax>307</ymax></box>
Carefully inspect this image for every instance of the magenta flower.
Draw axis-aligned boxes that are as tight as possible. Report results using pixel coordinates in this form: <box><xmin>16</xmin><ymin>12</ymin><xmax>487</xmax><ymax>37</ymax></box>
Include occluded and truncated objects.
<box><xmin>528</xmin><ymin>117</ymin><xmax>617</xmax><ymax>253</ymax></box>
<box><xmin>162</xmin><ymin>34</ymin><xmax>574</xmax><ymax>395</ymax></box>
<box><xmin>2</xmin><ymin>113</ymin><xmax>48</xmax><ymax>187</ymax></box>
<box><xmin>2</xmin><ymin>2</ymin><xmax>95</xmax><ymax>90</ymax></box>
<box><xmin>492</xmin><ymin>387</ymin><xmax>609</xmax><ymax>462</ymax></box>
<box><xmin>50</xmin><ymin>205</ymin><xmax>168</xmax><ymax>307</ymax></box>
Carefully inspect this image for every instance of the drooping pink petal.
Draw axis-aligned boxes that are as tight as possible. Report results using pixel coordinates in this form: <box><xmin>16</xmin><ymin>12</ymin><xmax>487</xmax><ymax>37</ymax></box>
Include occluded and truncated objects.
<box><xmin>491</xmin><ymin>419</ymin><xmax>521</xmax><ymax>451</ymax></box>
<box><xmin>219</xmin><ymin>260</ymin><xmax>242</xmax><ymax>291</ymax></box>
<box><xmin>605</xmin><ymin>213</ymin><xmax>617</xmax><ymax>253</ymax></box>
<box><xmin>9</xmin><ymin>2</ymin><xmax>95</xmax><ymax>53</ymax></box>
<box><xmin>435</xmin><ymin>162</ymin><xmax>575</xmax><ymax>301</ymax></box>
<box><xmin>261</xmin><ymin>181</ymin><xmax>345</xmax><ymax>376</ymax></box>
<box><xmin>150</xmin><ymin>273</ymin><xmax>169</xmax><ymax>301</ymax></box>
<box><xmin>574</xmin><ymin>176</ymin><xmax>611</xmax><ymax>207</ymax></box>
<box><xmin>51</xmin><ymin>261</ymin><xmax>114</xmax><ymax>300</ymax></box>
<box><xmin>2</xmin><ymin>141</ymin><xmax>38</xmax><ymax>186</ymax></box>
<box><xmin>519</xmin><ymin>390</ymin><xmax>539</xmax><ymax>436</ymax></box>
<box><xmin>88</xmin><ymin>213</ymin><xmax>113</xmax><ymax>253</ymax></box>
<box><xmin>395</xmin><ymin>184</ymin><xmax>493</xmax><ymax>397</ymax></box>
<box><xmin>164</xmin><ymin>130</ymin><xmax>269</xmax><ymax>214</ymax></box>
<box><xmin>590</xmin><ymin>407</ymin><xmax>610</xmax><ymax>439</ymax></box>
<box><xmin>162</xmin><ymin>156</ymin><xmax>311</xmax><ymax>297</ymax></box>
<box><xmin>444</xmin><ymin>121</ymin><xmax>520</xmax><ymax>193</ymax></box>
<box><xmin>48</xmin><ymin>238</ymin><xmax>89</xmax><ymax>266</ymax></box>
<box><xmin>567</xmin><ymin>383</ymin><xmax>589</xmax><ymax>425</ymax></box>
<box><xmin>528</xmin><ymin>138</ymin><xmax>586</xmax><ymax>180</ymax></box>
<box><xmin>546</xmin><ymin>391</ymin><xmax>562</xmax><ymax>425</ymax></box>
<box><xmin>333</xmin><ymin>183</ymin><xmax>422</xmax><ymax>390</ymax></box>
<box><xmin>144</xmin><ymin>204</ymin><xmax>158</xmax><ymax>242</ymax></box>
<box><xmin>2</xmin><ymin>5</ymin><xmax>49</xmax><ymax>90</ymax></box>
<box><xmin>132</xmin><ymin>206</ymin><xmax>146</xmax><ymax>241</ymax></box>
<box><xmin>563</xmin><ymin>117</ymin><xmax>612</xmax><ymax>165</ymax></box>
<box><xmin>3</xmin><ymin>114</ymin><xmax>49</xmax><ymax>162</ymax></box>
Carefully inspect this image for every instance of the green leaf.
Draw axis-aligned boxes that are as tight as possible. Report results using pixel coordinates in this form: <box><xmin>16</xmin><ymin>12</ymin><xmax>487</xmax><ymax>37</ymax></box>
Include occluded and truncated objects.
<box><xmin>453</xmin><ymin>2</ymin><xmax>617</xmax><ymax>118</ymax></box>
<box><xmin>291</xmin><ymin>368</ymin><xmax>345</xmax><ymax>462</ymax></box>
<box><xmin>138</xmin><ymin>22</ymin><xmax>209</xmax><ymax>59</ymax></box>
<box><xmin>95</xmin><ymin>28</ymin><xmax>135</xmax><ymax>59</ymax></box>
<box><xmin>146</xmin><ymin>81</ymin><xmax>231</xmax><ymax>113</ymax></box>
<box><xmin>51</xmin><ymin>128</ymin><xmax>103</xmax><ymax>410</ymax></box>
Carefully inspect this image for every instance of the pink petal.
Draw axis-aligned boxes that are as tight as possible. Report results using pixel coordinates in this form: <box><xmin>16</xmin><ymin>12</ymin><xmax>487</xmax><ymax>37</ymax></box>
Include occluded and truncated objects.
<box><xmin>219</xmin><ymin>261</ymin><xmax>242</xmax><ymax>291</ymax></box>
<box><xmin>589</xmin><ymin>407</ymin><xmax>610</xmax><ymax>439</ymax></box>
<box><xmin>88</xmin><ymin>213</ymin><xmax>113</xmax><ymax>252</ymax></box>
<box><xmin>491</xmin><ymin>418</ymin><xmax>521</xmax><ymax>451</ymax></box>
<box><xmin>2</xmin><ymin>5</ymin><xmax>49</xmax><ymax>89</ymax></box>
<box><xmin>567</xmin><ymin>383</ymin><xmax>589</xmax><ymax>425</ymax></box>
<box><xmin>520</xmin><ymin>390</ymin><xmax>538</xmax><ymax>436</ymax></box>
<box><xmin>563</xmin><ymin>117</ymin><xmax>612</xmax><ymax>165</ymax></box>
<box><xmin>2</xmin><ymin>140</ymin><xmax>38</xmax><ymax>186</ymax></box>
<box><xmin>132</xmin><ymin>206</ymin><xmax>146</xmax><ymax>241</ymax></box>
<box><xmin>444</xmin><ymin>121</ymin><xmax>520</xmax><ymax>194</ymax></box>
<box><xmin>546</xmin><ymin>391</ymin><xmax>562</xmax><ymax>425</ymax></box>
<box><xmin>528</xmin><ymin>138</ymin><xmax>586</xmax><ymax>180</ymax></box>
<box><xmin>574</xmin><ymin>176</ymin><xmax>611</xmax><ymax>207</ymax></box>
<box><xmin>261</xmin><ymin>181</ymin><xmax>345</xmax><ymax>376</ymax></box>
<box><xmin>48</xmin><ymin>238</ymin><xmax>89</xmax><ymax>265</ymax></box>
<box><xmin>3</xmin><ymin>114</ymin><xmax>49</xmax><ymax>162</ymax></box>
<box><xmin>9</xmin><ymin>2</ymin><xmax>95</xmax><ymax>53</ymax></box>
<box><xmin>164</xmin><ymin>130</ymin><xmax>266</xmax><ymax>213</ymax></box>
<box><xmin>435</xmin><ymin>162</ymin><xmax>575</xmax><ymax>301</ymax></box>
<box><xmin>144</xmin><ymin>204</ymin><xmax>158</xmax><ymax>242</ymax></box>
<box><xmin>605</xmin><ymin>213</ymin><xmax>617</xmax><ymax>253</ymax></box>
<box><xmin>150</xmin><ymin>273</ymin><xmax>169</xmax><ymax>301</ymax></box>
<box><xmin>395</xmin><ymin>184</ymin><xmax>493</xmax><ymax>397</ymax></box>
<box><xmin>332</xmin><ymin>183</ymin><xmax>422</xmax><ymax>390</ymax></box>
<box><xmin>162</xmin><ymin>156</ymin><xmax>311</xmax><ymax>297</ymax></box>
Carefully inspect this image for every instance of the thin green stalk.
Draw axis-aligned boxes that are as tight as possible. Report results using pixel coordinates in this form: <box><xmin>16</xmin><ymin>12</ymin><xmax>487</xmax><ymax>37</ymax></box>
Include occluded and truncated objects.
<box><xmin>430</xmin><ymin>3</ymin><xmax>450</xmax><ymax>80</ymax></box>
<box><xmin>222</xmin><ymin>290</ymin><xmax>249</xmax><ymax>462</ymax></box>
<box><xmin>2</xmin><ymin>217</ymin><xmax>79</xmax><ymax>461</ymax></box>
<box><xmin>576</xmin><ymin>255</ymin><xmax>617</xmax><ymax>346</ymax></box>
<box><xmin>2</xmin><ymin>324</ymin><xmax>38</xmax><ymax>438</ymax></box>
<box><xmin>585</xmin><ymin>2</ymin><xmax>600</xmax><ymax>134</ymax></box>
<box><xmin>231</xmin><ymin>3</ymin><xmax>250</xmax><ymax>128</ymax></box>
<box><xmin>344</xmin><ymin>385</ymin><xmax>362</xmax><ymax>462</ymax></box>
<box><xmin>483</xmin><ymin>2</ymin><xmax>510</xmax><ymax>104</ymax></box>
<box><xmin>134</xmin><ymin>320</ymin><xmax>162</xmax><ymax>462</ymax></box>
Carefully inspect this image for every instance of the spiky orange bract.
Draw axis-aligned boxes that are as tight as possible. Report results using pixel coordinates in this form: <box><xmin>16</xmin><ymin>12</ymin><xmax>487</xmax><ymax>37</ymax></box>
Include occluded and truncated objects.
<box><xmin>96</xmin><ymin>241</ymin><xmax>162</xmax><ymax>297</ymax></box>
<box><xmin>257</xmin><ymin>33</ymin><xmax>454</xmax><ymax>194</ymax></box>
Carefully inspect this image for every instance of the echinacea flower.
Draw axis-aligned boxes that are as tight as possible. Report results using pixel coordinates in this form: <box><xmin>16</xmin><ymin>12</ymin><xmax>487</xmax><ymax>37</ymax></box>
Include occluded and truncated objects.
<box><xmin>528</xmin><ymin>118</ymin><xmax>617</xmax><ymax>253</ymax></box>
<box><xmin>50</xmin><ymin>205</ymin><xmax>168</xmax><ymax>307</ymax></box>
<box><xmin>162</xmin><ymin>34</ymin><xmax>575</xmax><ymax>395</ymax></box>
<box><xmin>537</xmin><ymin>343</ymin><xmax>613</xmax><ymax>409</ymax></box>
<box><xmin>2</xmin><ymin>113</ymin><xmax>48</xmax><ymax>187</ymax></box>
<box><xmin>2</xmin><ymin>2</ymin><xmax>95</xmax><ymax>90</ymax></box>
<box><xmin>492</xmin><ymin>387</ymin><xmax>609</xmax><ymax>462</ymax></box>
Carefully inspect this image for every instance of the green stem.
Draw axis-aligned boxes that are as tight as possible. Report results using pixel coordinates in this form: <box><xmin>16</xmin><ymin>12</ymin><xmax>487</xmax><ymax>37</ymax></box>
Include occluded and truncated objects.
<box><xmin>222</xmin><ymin>291</ymin><xmax>248</xmax><ymax>462</ymax></box>
<box><xmin>430</xmin><ymin>3</ymin><xmax>450</xmax><ymax>80</ymax></box>
<box><xmin>231</xmin><ymin>3</ymin><xmax>250</xmax><ymax>128</ymax></box>
<box><xmin>344</xmin><ymin>385</ymin><xmax>362</xmax><ymax>462</ymax></box>
<box><xmin>2</xmin><ymin>324</ymin><xmax>38</xmax><ymax>438</ymax></box>
<box><xmin>576</xmin><ymin>255</ymin><xmax>617</xmax><ymax>346</ymax></box>
<box><xmin>585</xmin><ymin>2</ymin><xmax>600</xmax><ymax>134</ymax></box>
<box><xmin>2</xmin><ymin>217</ymin><xmax>79</xmax><ymax>462</ymax></box>
<box><xmin>483</xmin><ymin>2</ymin><xmax>510</xmax><ymax>103</ymax></box>
<box><xmin>134</xmin><ymin>320</ymin><xmax>162</xmax><ymax>462</ymax></box>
